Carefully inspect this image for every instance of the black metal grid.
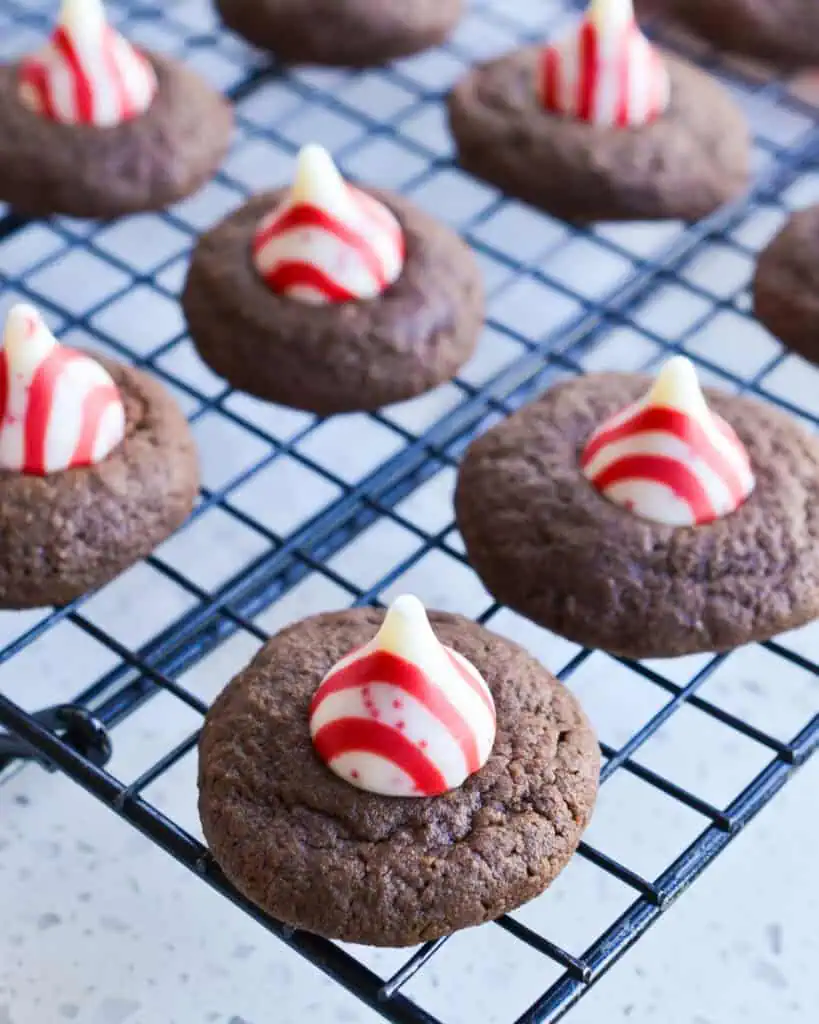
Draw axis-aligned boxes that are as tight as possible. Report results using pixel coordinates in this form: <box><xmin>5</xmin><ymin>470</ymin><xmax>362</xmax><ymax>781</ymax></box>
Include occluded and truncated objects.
<box><xmin>1</xmin><ymin>1</ymin><xmax>818</xmax><ymax>1021</ymax></box>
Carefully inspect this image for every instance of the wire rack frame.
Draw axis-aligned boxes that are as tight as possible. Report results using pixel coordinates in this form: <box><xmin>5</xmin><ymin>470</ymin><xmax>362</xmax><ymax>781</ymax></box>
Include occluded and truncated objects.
<box><xmin>0</xmin><ymin>1</ymin><xmax>818</xmax><ymax>1023</ymax></box>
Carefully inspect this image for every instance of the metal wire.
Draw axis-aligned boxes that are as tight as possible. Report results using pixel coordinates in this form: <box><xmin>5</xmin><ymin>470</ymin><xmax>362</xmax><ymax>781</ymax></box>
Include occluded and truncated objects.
<box><xmin>0</xmin><ymin>2</ymin><xmax>818</xmax><ymax>1023</ymax></box>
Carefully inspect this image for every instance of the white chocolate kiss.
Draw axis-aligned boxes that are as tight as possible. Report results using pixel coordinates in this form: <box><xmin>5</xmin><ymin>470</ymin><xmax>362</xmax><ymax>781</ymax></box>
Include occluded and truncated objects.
<box><xmin>581</xmin><ymin>356</ymin><xmax>755</xmax><ymax>527</ymax></box>
<box><xmin>0</xmin><ymin>303</ymin><xmax>125</xmax><ymax>475</ymax></box>
<box><xmin>309</xmin><ymin>595</ymin><xmax>496</xmax><ymax>797</ymax></box>
<box><xmin>18</xmin><ymin>0</ymin><xmax>157</xmax><ymax>127</ymax></box>
<box><xmin>541</xmin><ymin>0</ymin><xmax>670</xmax><ymax>127</ymax></box>
<box><xmin>252</xmin><ymin>144</ymin><xmax>405</xmax><ymax>305</ymax></box>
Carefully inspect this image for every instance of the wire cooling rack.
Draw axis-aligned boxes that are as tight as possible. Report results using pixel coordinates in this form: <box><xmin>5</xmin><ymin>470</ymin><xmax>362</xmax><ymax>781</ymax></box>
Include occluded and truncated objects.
<box><xmin>1</xmin><ymin>1</ymin><xmax>819</xmax><ymax>1021</ymax></box>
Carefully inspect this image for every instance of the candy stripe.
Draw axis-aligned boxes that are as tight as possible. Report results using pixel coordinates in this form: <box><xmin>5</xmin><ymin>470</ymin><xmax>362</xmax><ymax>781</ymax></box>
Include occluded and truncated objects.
<box><xmin>23</xmin><ymin>349</ymin><xmax>82</xmax><ymax>475</ymax></box>
<box><xmin>0</xmin><ymin>348</ymin><xmax>7</xmax><ymax>425</ymax></box>
<box><xmin>309</xmin><ymin>595</ymin><xmax>496</xmax><ymax>798</ymax></box>
<box><xmin>543</xmin><ymin>46</ymin><xmax>560</xmax><ymax>112</ymax></box>
<box><xmin>311</xmin><ymin>650</ymin><xmax>481</xmax><ymax>773</ymax></box>
<box><xmin>614</xmin><ymin>23</ymin><xmax>632</xmax><ymax>127</ymax></box>
<box><xmin>313</xmin><ymin>718</ymin><xmax>448</xmax><ymax>796</ymax></box>
<box><xmin>540</xmin><ymin>6</ymin><xmax>669</xmax><ymax>128</ymax></box>
<box><xmin>0</xmin><ymin>305</ymin><xmax>125</xmax><ymax>475</ymax></box>
<box><xmin>648</xmin><ymin>46</ymin><xmax>665</xmax><ymax>120</ymax></box>
<box><xmin>17</xmin><ymin>7</ymin><xmax>156</xmax><ymax>127</ymax></box>
<box><xmin>7</xmin><ymin>350</ymin><xmax>122</xmax><ymax>475</ymax></box>
<box><xmin>446</xmin><ymin>650</ymin><xmax>496</xmax><ymax>721</ymax></box>
<box><xmin>256</xmin><ymin>203</ymin><xmax>389</xmax><ymax>291</ymax></box>
<box><xmin>104</xmin><ymin>26</ymin><xmax>136</xmax><ymax>120</ymax></box>
<box><xmin>353</xmin><ymin>189</ymin><xmax>404</xmax><ymax>251</ymax></box>
<box><xmin>581</xmin><ymin>405</ymin><xmax>749</xmax><ymax>503</ymax></box>
<box><xmin>53</xmin><ymin>28</ymin><xmax>95</xmax><ymax>122</ymax></box>
<box><xmin>19</xmin><ymin>62</ymin><xmax>58</xmax><ymax>119</ymax></box>
<box><xmin>70</xmin><ymin>384</ymin><xmax>121</xmax><ymax>466</ymax></box>
<box><xmin>577</xmin><ymin>21</ymin><xmax>597</xmax><ymax>121</ymax></box>
<box><xmin>24</xmin><ymin>351</ymin><xmax>63</xmax><ymax>475</ymax></box>
<box><xmin>580</xmin><ymin>357</ymin><xmax>755</xmax><ymax>527</ymax></box>
<box><xmin>592</xmin><ymin>453</ymin><xmax>716</xmax><ymax>522</ymax></box>
<box><xmin>252</xmin><ymin>145</ymin><xmax>404</xmax><ymax>307</ymax></box>
<box><xmin>261</xmin><ymin>262</ymin><xmax>359</xmax><ymax>303</ymax></box>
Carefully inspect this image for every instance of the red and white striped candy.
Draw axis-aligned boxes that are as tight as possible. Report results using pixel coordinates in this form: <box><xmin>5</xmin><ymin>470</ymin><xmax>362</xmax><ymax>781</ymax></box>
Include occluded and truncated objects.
<box><xmin>253</xmin><ymin>144</ymin><xmax>405</xmax><ymax>305</ymax></box>
<box><xmin>581</xmin><ymin>356</ymin><xmax>755</xmax><ymax>527</ymax></box>
<box><xmin>310</xmin><ymin>595</ymin><xmax>496</xmax><ymax>797</ymax></box>
<box><xmin>0</xmin><ymin>304</ymin><xmax>125</xmax><ymax>476</ymax></box>
<box><xmin>18</xmin><ymin>0</ymin><xmax>157</xmax><ymax>127</ymax></box>
<box><xmin>540</xmin><ymin>0</ymin><xmax>669</xmax><ymax>127</ymax></box>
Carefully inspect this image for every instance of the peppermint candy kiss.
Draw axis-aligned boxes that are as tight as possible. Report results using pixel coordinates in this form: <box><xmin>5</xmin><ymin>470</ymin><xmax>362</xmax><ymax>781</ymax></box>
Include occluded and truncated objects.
<box><xmin>309</xmin><ymin>595</ymin><xmax>496</xmax><ymax>798</ymax></box>
<box><xmin>253</xmin><ymin>143</ymin><xmax>405</xmax><ymax>305</ymax></box>
<box><xmin>18</xmin><ymin>0</ymin><xmax>157</xmax><ymax>127</ymax></box>
<box><xmin>0</xmin><ymin>304</ymin><xmax>125</xmax><ymax>476</ymax></box>
<box><xmin>581</xmin><ymin>356</ymin><xmax>755</xmax><ymax>527</ymax></box>
<box><xmin>540</xmin><ymin>0</ymin><xmax>670</xmax><ymax>127</ymax></box>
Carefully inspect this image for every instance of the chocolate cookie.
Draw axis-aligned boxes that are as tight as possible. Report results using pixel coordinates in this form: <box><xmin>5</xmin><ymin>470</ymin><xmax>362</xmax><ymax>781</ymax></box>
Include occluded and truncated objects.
<box><xmin>215</xmin><ymin>0</ymin><xmax>462</xmax><ymax>67</ymax></box>
<box><xmin>182</xmin><ymin>190</ymin><xmax>484</xmax><ymax>415</ymax></box>
<box><xmin>198</xmin><ymin>608</ymin><xmax>599</xmax><ymax>946</ymax></box>
<box><xmin>447</xmin><ymin>47</ymin><xmax>750</xmax><ymax>223</ymax></box>
<box><xmin>0</xmin><ymin>54</ymin><xmax>232</xmax><ymax>218</ymax></box>
<box><xmin>753</xmin><ymin>206</ymin><xmax>819</xmax><ymax>367</ymax></box>
<box><xmin>0</xmin><ymin>359</ymin><xmax>198</xmax><ymax>609</ymax></box>
<box><xmin>636</xmin><ymin>0</ymin><xmax>819</xmax><ymax>67</ymax></box>
<box><xmin>455</xmin><ymin>375</ymin><xmax>819</xmax><ymax>659</ymax></box>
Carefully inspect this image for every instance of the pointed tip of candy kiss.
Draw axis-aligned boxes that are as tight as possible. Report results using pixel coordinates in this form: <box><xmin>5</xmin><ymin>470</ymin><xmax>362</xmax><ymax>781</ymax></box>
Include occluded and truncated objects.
<box><xmin>376</xmin><ymin>594</ymin><xmax>438</xmax><ymax>655</ymax></box>
<box><xmin>386</xmin><ymin>593</ymin><xmax>428</xmax><ymax>623</ymax></box>
<box><xmin>290</xmin><ymin>143</ymin><xmax>349</xmax><ymax>208</ymax></box>
<box><xmin>5</xmin><ymin>301</ymin><xmax>41</xmax><ymax>334</ymax></box>
<box><xmin>3</xmin><ymin>303</ymin><xmax>55</xmax><ymax>364</ymax></box>
<box><xmin>646</xmin><ymin>355</ymin><xmax>710</xmax><ymax>420</ymax></box>
<box><xmin>60</xmin><ymin>0</ymin><xmax>108</xmax><ymax>35</ymax></box>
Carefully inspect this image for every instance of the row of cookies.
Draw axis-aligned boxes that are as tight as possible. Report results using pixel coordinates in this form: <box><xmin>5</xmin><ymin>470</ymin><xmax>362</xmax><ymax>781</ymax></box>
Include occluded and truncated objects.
<box><xmin>0</xmin><ymin>0</ymin><xmax>564</xmax><ymax>954</ymax></box>
<box><xmin>217</xmin><ymin>0</ymin><xmax>819</xmax><ymax>70</ymax></box>
<box><xmin>0</xmin><ymin>4</ymin><xmax>210</xmax><ymax>604</ymax></box>
<box><xmin>0</xmin><ymin>0</ymin><xmax>463</xmax><ymax>216</ymax></box>
<box><xmin>0</xmin><ymin>0</ymin><xmax>474</xmax><ymax>605</ymax></box>
<box><xmin>199</xmin><ymin>0</ymin><xmax>819</xmax><ymax>949</ymax></box>
<box><xmin>2</xmin><ymin>0</ymin><xmax>816</xmax><ymax>953</ymax></box>
<box><xmin>0</xmin><ymin>0</ymin><xmax>467</xmax><ymax>604</ymax></box>
<box><xmin>10</xmin><ymin>159</ymin><xmax>817</xmax><ymax>652</ymax></box>
<box><xmin>193</xmin><ymin>11</ymin><xmax>819</xmax><ymax>956</ymax></box>
<box><xmin>0</xmin><ymin>287</ymin><xmax>600</xmax><ymax>945</ymax></box>
<box><xmin>5</xmin><ymin>0</ymin><xmax>812</xmax><ymax>390</ymax></box>
<box><xmin>1</xmin><ymin>3</ymin><xmax>815</xmax><ymax>661</ymax></box>
<box><xmin>196</xmin><ymin>362</ymin><xmax>819</xmax><ymax>944</ymax></box>
<box><xmin>0</xmin><ymin>0</ymin><xmax>760</xmax><ymax>227</ymax></box>
<box><xmin>0</xmin><ymin>0</ymin><xmax>804</xmax><ymax>239</ymax></box>
<box><xmin>2</xmin><ymin>2</ymin><xmax>814</xmax><ymax>659</ymax></box>
<box><xmin>194</xmin><ymin>362</ymin><xmax>818</xmax><ymax>948</ymax></box>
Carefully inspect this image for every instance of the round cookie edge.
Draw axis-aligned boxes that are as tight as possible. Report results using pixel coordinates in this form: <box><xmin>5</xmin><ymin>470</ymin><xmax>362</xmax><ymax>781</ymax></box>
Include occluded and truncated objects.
<box><xmin>198</xmin><ymin>607</ymin><xmax>600</xmax><ymax>946</ymax></box>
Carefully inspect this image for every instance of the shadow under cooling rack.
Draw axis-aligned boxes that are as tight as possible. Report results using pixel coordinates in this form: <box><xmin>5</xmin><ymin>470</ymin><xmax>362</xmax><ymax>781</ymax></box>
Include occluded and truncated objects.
<box><xmin>1</xmin><ymin>1</ymin><xmax>819</xmax><ymax>1022</ymax></box>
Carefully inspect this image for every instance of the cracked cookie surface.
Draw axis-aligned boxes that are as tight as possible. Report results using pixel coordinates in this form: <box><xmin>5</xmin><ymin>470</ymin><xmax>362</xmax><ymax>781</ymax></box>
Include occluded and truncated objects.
<box><xmin>198</xmin><ymin>608</ymin><xmax>599</xmax><ymax>946</ymax></box>
<box><xmin>456</xmin><ymin>374</ymin><xmax>819</xmax><ymax>658</ymax></box>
